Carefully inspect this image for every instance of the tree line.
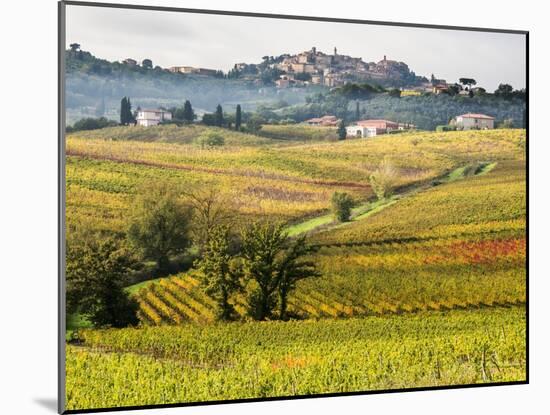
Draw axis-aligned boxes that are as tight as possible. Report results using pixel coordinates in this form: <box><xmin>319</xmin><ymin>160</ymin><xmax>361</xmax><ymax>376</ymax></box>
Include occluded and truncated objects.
<box><xmin>67</xmin><ymin>185</ymin><xmax>319</xmax><ymax>328</ymax></box>
<box><xmin>68</xmin><ymin>80</ymin><xmax>526</xmax><ymax>134</ymax></box>
<box><xmin>67</xmin><ymin>97</ymin><xmax>251</xmax><ymax>134</ymax></box>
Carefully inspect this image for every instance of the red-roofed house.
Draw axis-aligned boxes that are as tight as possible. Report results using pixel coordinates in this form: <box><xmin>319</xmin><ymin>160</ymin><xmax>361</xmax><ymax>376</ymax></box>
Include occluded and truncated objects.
<box><xmin>454</xmin><ymin>113</ymin><xmax>495</xmax><ymax>130</ymax></box>
<box><xmin>346</xmin><ymin>119</ymin><xmax>399</xmax><ymax>138</ymax></box>
<box><xmin>357</xmin><ymin>119</ymin><xmax>399</xmax><ymax>130</ymax></box>
<box><xmin>304</xmin><ymin>115</ymin><xmax>340</xmax><ymax>127</ymax></box>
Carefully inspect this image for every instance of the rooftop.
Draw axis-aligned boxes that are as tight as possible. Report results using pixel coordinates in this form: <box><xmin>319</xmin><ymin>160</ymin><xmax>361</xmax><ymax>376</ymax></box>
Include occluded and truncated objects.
<box><xmin>459</xmin><ymin>113</ymin><xmax>495</xmax><ymax>120</ymax></box>
<box><xmin>306</xmin><ymin>115</ymin><xmax>338</xmax><ymax>122</ymax></box>
<box><xmin>357</xmin><ymin>119</ymin><xmax>399</xmax><ymax>128</ymax></box>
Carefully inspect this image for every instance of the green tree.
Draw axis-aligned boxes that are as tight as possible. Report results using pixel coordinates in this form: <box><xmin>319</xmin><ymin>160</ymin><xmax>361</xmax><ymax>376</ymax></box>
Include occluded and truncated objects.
<box><xmin>182</xmin><ymin>100</ymin><xmax>195</xmax><ymax>124</ymax></box>
<box><xmin>369</xmin><ymin>158</ymin><xmax>398</xmax><ymax>200</ymax></box>
<box><xmin>120</xmin><ymin>97</ymin><xmax>128</xmax><ymax>125</ymax></box>
<box><xmin>337</xmin><ymin>119</ymin><xmax>347</xmax><ymax>140</ymax></box>
<box><xmin>120</xmin><ymin>96</ymin><xmax>135</xmax><ymax>125</ymax></box>
<box><xmin>66</xmin><ymin>237</ymin><xmax>139</xmax><ymax>328</ymax></box>
<box><xmin>142</xmin><ymin>58</ymin><xmax>153</xmax><ymax>69</ymax></box>
<box><xmin>69</xmin><ymin>43</ymin><xmax>80</xmax><ymax>52</ymax></box>
<box><xmin>494</xmin><ymin>83</ymin><xmax>514</xmax><ymax>98</ymax></box>
<box><xmin>127</xmin><ymin>183</ymin><xmax>192</xmax><ymax>272</ymax></box>
<box><xmin>184</xmin><ymin>189</ymin><xmax>231</xmax><ymax>253</ymax></box>
<box><xmin>276</xmin><ymin>236</ymin><xmax>319</xmax><ymax>320</ymax></box>
<box><xmin>240</xmin><ymin>222</ymin><xmax>319</xmax><ymax>321</ymax></box>
<box><xmin>459</xmin><ymin>77</ymin><xmax>477</xmax><ymax>89</ymax></box>
<box><xmin>215</xmin><ymin>104</ymin><xmax>224</xmax><ymax>126</ymax></box>
<box><xmin>245</xmin><ymin>114</ymin><xmax>264</xmax><ymax>133</ymax></box>
<box><xmin>66</xmin><ymin>117</ymin><xmax>117</xmax><ymax>133</ymax></box>
<box><xmin>474</xmin><ymin>87</ymin><xmax>486</xmax><ymax>96</ymax></box>
<box><xmin>196</xmin><ymin>225</ymin><xmax>241</xmax><ymax>320</ymax></box>
<box><xmin>447</xmin><ymin>84</ymin><xmax>460</xmax><ymax>95</ymax></box>
<box><xmin>355</xmin><ymin>101</ymin><xmax>360</xmax><ymax>120</ymax></box>
<box><xmin>235</xmin><ymin>104</ymin><xmax>242</xmax><ymax>130</ymax></box>
<box><xmin>240</xmin><ymin>222</ymin><xmax>286</xmax><ymax>320</ymax></box>
<box><xmin>202</xmin><ymin>113</ymin><xmax>216</xmax><ymax>126</ymax></box>
<box><xmin>173</xmin><ymin>106</ymin><xmax>185</xmax><ymax>120</ymax></box>
<box><xmin>331</xmin><ymin>192</ymin><xmax>355</xmax><ymax>222</ymax></box>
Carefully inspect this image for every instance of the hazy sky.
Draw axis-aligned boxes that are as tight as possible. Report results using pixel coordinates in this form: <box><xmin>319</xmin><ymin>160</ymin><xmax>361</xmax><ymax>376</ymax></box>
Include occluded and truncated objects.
<box><xmin>66</xmin><ymin>5</ymin><xmax>526</xmax><ymax>90</ymax></box>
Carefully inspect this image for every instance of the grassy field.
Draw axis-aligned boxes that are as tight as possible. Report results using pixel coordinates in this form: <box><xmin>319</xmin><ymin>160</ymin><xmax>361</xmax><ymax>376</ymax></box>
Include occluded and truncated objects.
<box><xmin>65</xmin><ymin>126</ymin><xmax>527</xmax><ymax>409</ymax></box>
<box><xmin>66</xmin><ymin>306</ymin><xmax>526</xmax><ymax>410</ymax></box>
<box><xmin>258</xmin><ymin>124</ymin><xmax>339</xmax><ymax>142</ymax></box>
<box><xmin>68</xmin><ymin>124</ymin><xmax>281</xmax><ymax>146</ymax></box>
<box><xmin>66</xmin><ymin>126</ymin><xmax>525</xmax><ymax>236</ymax></box>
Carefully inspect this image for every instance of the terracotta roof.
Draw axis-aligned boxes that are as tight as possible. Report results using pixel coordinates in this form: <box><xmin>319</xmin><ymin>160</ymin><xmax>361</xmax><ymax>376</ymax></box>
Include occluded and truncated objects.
<box><xmin>357</xmin><ymin>119</ymin><xmax>398</xmax><ymax>129</ymax></box>
<box><xmin>459</xmin><ymin>113</ymin><xmax>495</xmax><ymax>120</ymax></box>
<box><xmin>306</xmin><ymin>115</ymin><xmax>338</xmax><ymax>123</ymax></box>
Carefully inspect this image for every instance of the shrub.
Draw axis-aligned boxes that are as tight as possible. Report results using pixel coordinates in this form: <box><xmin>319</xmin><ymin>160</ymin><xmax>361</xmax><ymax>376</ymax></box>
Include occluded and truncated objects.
<box><xmin>66</xmin><ymin>117</ymin><xmax>117</xmax><ymax>133</ymax></box>
<box><xmin>331</xmin><ymin>192</ymin><xmax>355</xmax><ymax>222</ymax></box>
<box><xmin>436</xmin><ymin>125</ymin><xmax>457</xmax><ymax>132</ymax></box>
<box><xmin>369</xmin><ymin>158</ymin><xmax>398</xmax><ymax>200</ymax></box>
<box><xmin>245</xmin><ymin>114</ymin><xmax>264</xmax><ymax>133</ymax></box>
<box><xmin>196</xmin><ymin>132</ymin><xmax>225</xmax><ymax>148</ymax></box>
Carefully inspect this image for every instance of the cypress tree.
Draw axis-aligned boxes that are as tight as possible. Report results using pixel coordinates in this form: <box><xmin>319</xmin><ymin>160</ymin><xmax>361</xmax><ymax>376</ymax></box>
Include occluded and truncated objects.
<box><xmin>215</xmin><ymin>104</ymin><xmax>224</xmax><ymax>127</ymax></box>
<box><xmin>183</xmin><ymin>100</ymin><xmax>195</xmax><ymax>124</ymax></box>
<box><xmin>120</xmin><ymin>96</ymin><xmax>135</xmax><ymax>125</ymax></box>
<box><xmin>120</xmin><ymin>97</ymin><xmax>127</xmax><ymax>125</ymax></box>
<box><xmin>235</xmin><ymin>105</ymin><xmax>242</xmax><ymax>130</ymax></box>
<box><xmin>126</xmin><ymin>98</ymin><xmax>134</xmax><ymax>124</ymax></box>
<box><xmin>338</xmin><ymin>119</ymin><xmax>347</xmax><ymax>140</ymax></box>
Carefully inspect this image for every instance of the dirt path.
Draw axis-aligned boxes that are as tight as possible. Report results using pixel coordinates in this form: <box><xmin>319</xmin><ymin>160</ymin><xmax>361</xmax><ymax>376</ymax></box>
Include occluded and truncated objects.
<box><xmin>286</xmin><ymin>162</ymin><xmax>497</xmax><ymax>238</ymax></box>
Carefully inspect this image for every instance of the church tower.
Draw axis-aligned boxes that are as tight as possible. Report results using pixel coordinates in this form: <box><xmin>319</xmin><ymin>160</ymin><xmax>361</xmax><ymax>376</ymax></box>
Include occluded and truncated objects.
<box><xmin>334</xmin><ymin>47</ymin><xmax>337</xmax><ymax>55</ymax></box>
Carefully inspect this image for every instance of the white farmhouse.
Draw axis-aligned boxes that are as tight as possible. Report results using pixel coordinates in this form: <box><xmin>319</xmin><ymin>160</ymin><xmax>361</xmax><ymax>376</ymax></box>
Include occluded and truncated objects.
<box><xmin>454</xmin><ymin>113</ymin><xmax>495</xmax><ymax>130</ymax></box>
<box><xmin>346</xmin><ymin>124</ymin><xmax>378</xmax><ymax>138</ymax></box>
<box><xmin>345</xmin><ymin>119</ymin><xmax>400</xmax><ymax>138</ymax></box>
<box><xmin>136</xmin><ymin>109</ymin><xmax>172</xmax><ymax>127</ymax></box>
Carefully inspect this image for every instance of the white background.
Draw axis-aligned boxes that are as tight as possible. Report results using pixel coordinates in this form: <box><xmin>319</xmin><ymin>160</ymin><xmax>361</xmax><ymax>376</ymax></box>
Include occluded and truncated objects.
<box><xmin>0</xmin><ymin>0</ymin><xmax>546</xmax><ymax>414</ymax></box>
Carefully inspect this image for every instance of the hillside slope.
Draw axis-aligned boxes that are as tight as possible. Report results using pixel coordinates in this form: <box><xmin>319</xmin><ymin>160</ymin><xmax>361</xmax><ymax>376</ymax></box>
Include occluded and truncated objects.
<box><xmin>132</xmin><ymin>159</ymin><xmax>525</xmax><ymax>324</ymax></box>
<box><xmin>66</xmin><ymin>128</ymin><xmax>525</xmax><ymax>236</ymax></box>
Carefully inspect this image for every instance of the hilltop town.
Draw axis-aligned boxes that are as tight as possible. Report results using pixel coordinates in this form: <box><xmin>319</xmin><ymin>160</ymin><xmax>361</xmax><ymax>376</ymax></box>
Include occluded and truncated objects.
<box><xmin>225</xmin><ymin>47</ymin><xmax>427</xmax><ymax>88</ymax></box>
<box><xmin>165</xmin><ymin>47</ymin><xmax>429</xmax><ymax>88</ymax></box>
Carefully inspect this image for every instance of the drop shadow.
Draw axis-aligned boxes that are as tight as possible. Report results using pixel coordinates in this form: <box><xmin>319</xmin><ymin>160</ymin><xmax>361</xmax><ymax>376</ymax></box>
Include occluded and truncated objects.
<box><xmin>34</xmin><ymin>398</ymin><xmax>57</xmax><ymax>412</ymax></box>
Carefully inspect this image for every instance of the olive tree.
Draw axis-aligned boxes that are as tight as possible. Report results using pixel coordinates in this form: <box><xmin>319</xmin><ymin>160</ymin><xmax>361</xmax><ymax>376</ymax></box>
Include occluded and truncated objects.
<box><xmin>196</xmin><ymin>225</ymin><xmax>241</xmax><ymax>320</ymax></box>
<box><xmin>331</xmin><ymin>192</ymin><xmax>355</xmax><ymax>222</ymax></box>
<box><xmin>127</xmin><ymin>183</ymin><xmax>192</xmax><ymax>272</ymax></box>
<box><xmin>66</xmin><ymin>237</ymin><xmax>139</xmax><ymax>328</ymax></box>
<box><xmin>369</xmin><ymin>158</ymin><xmax>399</xmax><ymax>200</ymax></box>
<box><xmin>240</xmin><ymin>221</ymin><xmax>319</xmax><ymax>320</ymax></box>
